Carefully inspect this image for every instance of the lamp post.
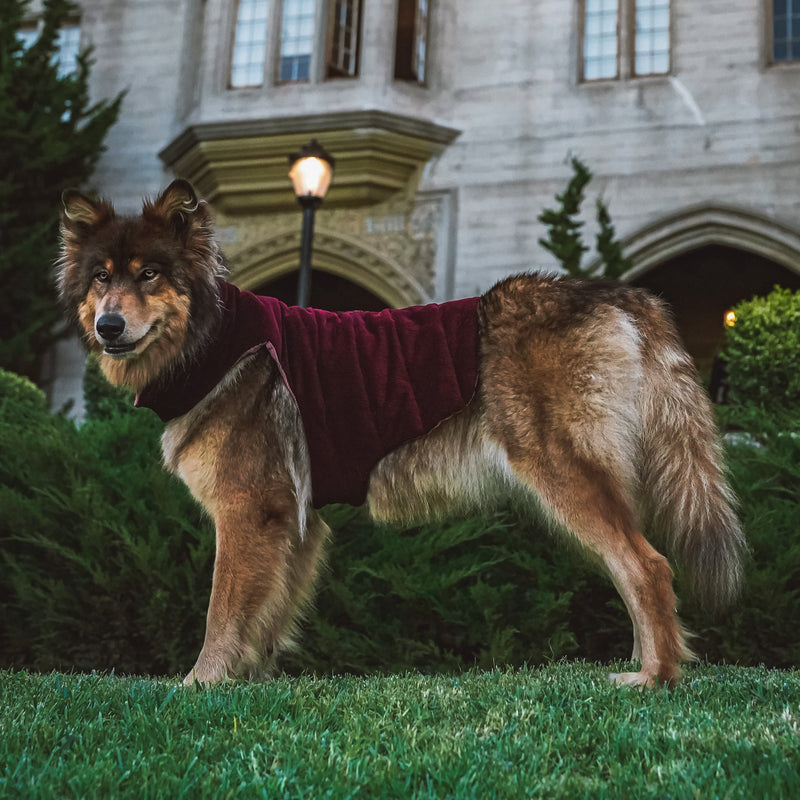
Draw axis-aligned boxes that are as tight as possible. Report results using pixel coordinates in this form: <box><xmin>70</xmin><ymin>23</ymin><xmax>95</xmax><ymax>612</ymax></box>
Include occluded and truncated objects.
<box><xmin>288</xmin><ymin>139</ymin><xmax>335</xmax><ymax>307</ymax></box>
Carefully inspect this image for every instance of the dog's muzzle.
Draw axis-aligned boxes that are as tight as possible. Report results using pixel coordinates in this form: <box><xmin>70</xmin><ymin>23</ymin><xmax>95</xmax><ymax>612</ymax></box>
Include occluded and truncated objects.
<box><xmin>96</xmin><ymin>313</ymin><xmax>138</xmax><ymax>356</ymax></box>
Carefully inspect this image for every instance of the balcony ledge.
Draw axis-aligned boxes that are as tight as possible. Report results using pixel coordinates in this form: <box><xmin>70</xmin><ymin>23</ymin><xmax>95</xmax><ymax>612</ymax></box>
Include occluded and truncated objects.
<box><xmin>159</xmin><ymin>110</ymin><xmax>461</xmax><ymax>213</ymax></box>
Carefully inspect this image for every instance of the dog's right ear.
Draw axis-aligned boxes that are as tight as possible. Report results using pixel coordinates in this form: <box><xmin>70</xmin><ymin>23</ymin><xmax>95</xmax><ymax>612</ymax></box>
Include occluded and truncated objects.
<box><xmin>57</xmin><ymin>190</ymin><xmax>115</xmax><ymax>305</ymax></box>
<box><xmin>60</xmin><ymin>189</ymin><xmax>115</xmax><ymax>239</ymax></box>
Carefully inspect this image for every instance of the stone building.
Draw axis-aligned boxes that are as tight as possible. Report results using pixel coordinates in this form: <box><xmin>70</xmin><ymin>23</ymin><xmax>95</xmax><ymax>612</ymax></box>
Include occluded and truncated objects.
<box><xmin>36</xmin><ymin>0</ymin><xmax>800</xmax><ymax>406</ymax></box>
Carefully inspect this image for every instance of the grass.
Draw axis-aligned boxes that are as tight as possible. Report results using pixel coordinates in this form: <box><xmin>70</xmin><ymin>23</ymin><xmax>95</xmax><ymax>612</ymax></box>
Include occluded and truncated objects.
<box><xmin>1</xmin><ymin>664</ymin><xmax>799</xmax><ymax>799</ymax></box>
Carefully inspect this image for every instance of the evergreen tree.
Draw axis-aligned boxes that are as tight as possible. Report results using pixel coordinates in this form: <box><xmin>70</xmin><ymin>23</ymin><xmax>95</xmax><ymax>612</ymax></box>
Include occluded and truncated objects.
<box><xmin>538</xmin><ymin>156</ymin><xmax>631</xmax><ymax>280</ymax></box>
<box><xmin>595</xmin><ymin>196</ymin><xmax>632</xmax><ymax>279</ymax></box>
<box><xmin>537</xmin><ymin>156</ymin><xmax>592</xmax><ymax>277</ymax></box>
<box><xmin>0</xmin><ymin>0</ymin><xmax>122</xmax><ymax>378</ymax></box>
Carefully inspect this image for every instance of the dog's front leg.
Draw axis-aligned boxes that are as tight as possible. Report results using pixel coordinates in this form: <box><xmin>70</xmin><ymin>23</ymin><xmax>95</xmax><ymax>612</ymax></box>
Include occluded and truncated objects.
<box><xmin>170</xmin><ymin>352</ymin><xmax>323</xmax><ymax>685</ymax></box>
<box><xmin>184</xmin><ymin>492</ymin><xmax>303</xmax><ymax>685</ymax></box>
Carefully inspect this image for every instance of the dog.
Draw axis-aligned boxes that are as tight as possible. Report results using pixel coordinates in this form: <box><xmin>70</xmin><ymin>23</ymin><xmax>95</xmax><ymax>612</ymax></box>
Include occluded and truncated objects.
<box><xmin>57</xmin><ymin>179</ymin><xmax>745</xmax><ymax>688</ymax></box>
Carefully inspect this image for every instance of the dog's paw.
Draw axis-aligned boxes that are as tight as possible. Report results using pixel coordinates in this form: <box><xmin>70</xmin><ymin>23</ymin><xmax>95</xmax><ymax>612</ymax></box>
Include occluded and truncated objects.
<box><xmin>609</xmin><ymin>669</ymin><xmax>679</xmax><ymax>689</ymax></box>
<box><xmin>182</xmin><ymin>654</ymin><xmax>230</xmax><ymax>687</ymax></box>
<box><xmin>609</xmin><ymin>670</ymin><xmax>655</xmax><ymax>689</ymax></box>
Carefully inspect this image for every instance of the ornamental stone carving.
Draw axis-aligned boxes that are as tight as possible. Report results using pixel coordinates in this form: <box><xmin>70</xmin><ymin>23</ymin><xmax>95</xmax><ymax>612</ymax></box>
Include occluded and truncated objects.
<box><xmin>214</xmin><ymin>190</ymin><xmax>453</xmax><ymax>307</ymax></box>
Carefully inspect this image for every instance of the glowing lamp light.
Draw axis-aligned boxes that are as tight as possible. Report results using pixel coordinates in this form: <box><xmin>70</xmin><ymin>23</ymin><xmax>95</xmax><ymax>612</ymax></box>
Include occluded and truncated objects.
<box><xmin>287</xmin><ymin>140</ymin><xmax>335</xmax><ymax>308</ymax></box>
<box><xmin>724</xmin><ymin>310</ymin><xmax>737</xmax><ymax>328</ymax></box>
<box><xmin>289</xmin><ymin>155</ymin><xmax>333</xmax><ymax>200</ymax></box>
<box><xmin>288</xmin><ymin>140</ymin><xmax>335</xmax><ymax>201</ymax></box>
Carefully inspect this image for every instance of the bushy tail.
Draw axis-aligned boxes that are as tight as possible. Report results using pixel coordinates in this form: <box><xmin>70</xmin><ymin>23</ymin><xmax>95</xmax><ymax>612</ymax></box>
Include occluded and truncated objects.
<box><xmin>637</xmin><ymin>303</ymin><xmax>745</xmax><ymax>614</ymax></box>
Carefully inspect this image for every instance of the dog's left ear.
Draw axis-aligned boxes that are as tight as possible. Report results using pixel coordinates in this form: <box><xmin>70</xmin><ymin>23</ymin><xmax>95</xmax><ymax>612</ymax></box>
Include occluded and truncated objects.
<box><xmin>61</xmin><ymin>189</ymin><xmax>115</xmax><ymax>237</ymax></box>
<box><xmin>147</xmin><ymin>179</ymin><xmax>203</xmax><ymax>234</ymax></box>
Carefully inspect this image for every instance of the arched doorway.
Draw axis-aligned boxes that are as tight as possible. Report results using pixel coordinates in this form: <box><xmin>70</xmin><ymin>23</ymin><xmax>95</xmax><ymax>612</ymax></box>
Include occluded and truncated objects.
<box><xmin>229</xmin><ymin>228</ymin><xmax>430</xmax><ymax>310</ymax></box>
<box><xmin>630</xmin><ymin>245</ymin><xmax>800</xmax><ymax>373</ymax></box>
<box><xmin>622</xmin><ymin>205</ymin><xmax>800</xmax><ymax>375</ymax></box>
<box><xmin>252</xmin><ymin>269</ymin><xmax>388</xmax><ymax>311</ymax></box>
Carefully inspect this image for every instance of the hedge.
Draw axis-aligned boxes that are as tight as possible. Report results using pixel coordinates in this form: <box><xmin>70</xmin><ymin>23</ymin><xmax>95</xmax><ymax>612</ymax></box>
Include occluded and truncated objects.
<box><xmin>1</xmin><ymin>362</ymin><xmax>799</xmax><ymax>677</ymax></box>
<box><xmin>723</xmin><ymin>285</ymin><xmax>800</xmax><ymax>417</ymax></box>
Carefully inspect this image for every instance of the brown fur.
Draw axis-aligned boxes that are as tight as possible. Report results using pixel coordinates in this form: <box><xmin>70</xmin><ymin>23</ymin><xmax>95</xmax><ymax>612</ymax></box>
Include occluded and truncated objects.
<box><xmin>58</xmin><ymin>181</ymin><xmax>746</xmax><ymax>688</ymax></box>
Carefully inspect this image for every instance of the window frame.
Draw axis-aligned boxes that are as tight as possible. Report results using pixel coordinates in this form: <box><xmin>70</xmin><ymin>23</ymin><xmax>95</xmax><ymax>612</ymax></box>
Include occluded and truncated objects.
<box><xmin>276</xmin><ymin>0</ymin><xmax>318</xmax><ymax>84</ymax></box>
<box><xmin>579</xmin><ymin>0</ymin><xmax>621</xmax><ymax>82</ymax></box>
<box><xmin>228</xmin><ymin>0</ymin><xmax>271</xmax><ymax>89</ymax></box>
<box><xmin>394</xmin><ymin>0</ymin><xmax>430</xmax><ymax>84</ymax></box>
<box><xmin>630</xmin><ymin>0</ymin><xmax>671</xmax><ymax>78</ymax></box>
<box><xmin>578</xmin><ymin>0</ymin><xmax>671</xmax><ymax>84</ymax></box>
<box><xmin>767</xmin><ymin>0</ymin><xmax>800</xmax><ymax>65</ymax></box>
<box><xmin>325</xmin><ymin>0</ymin><xmax>363</xmax><ymax>79</ymax></box>
<box><xmin>226</xmin><ymin>0</ymin><xmax>364</xmax><ymax>90</ymax></box>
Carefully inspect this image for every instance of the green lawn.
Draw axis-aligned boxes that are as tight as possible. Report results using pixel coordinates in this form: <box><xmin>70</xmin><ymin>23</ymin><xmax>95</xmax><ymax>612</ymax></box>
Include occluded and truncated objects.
<box><xmin>2</xmin><ymin>663</ymin><xmax>799</xmax><ymax>799</ymax></box>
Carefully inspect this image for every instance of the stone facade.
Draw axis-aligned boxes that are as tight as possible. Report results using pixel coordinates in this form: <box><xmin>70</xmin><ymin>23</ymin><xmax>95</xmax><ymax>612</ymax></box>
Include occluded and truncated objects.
<box><xmin>45</xmin><ymin>0</ymin><xmax>800</xmax><ymax>407</ymax></box>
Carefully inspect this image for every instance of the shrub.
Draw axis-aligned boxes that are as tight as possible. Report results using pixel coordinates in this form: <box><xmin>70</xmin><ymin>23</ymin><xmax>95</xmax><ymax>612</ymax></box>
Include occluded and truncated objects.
<box><xmin>723</xmin><ymin>286</ymin><xmax>800</xmax><ymax>418</ymax></box>
<box><xmin>0</xmin><ymin>368</ymin><xmax>214</xmax><ymax>675</ymax></box>
<box><xmin>82</xmin><ymin>354</ymin><xmax>135</xmax><ymax>419</ymax></box>
<box><xmin>684</xmin><ymin>406</ymin><xmax>800</xmax><ymax>667</ymax></box>
<box><xmin>283</xmin><ymin>506</ymin><xmax>603</xmax><ymax>675</ymax></box>
<box><xmin>0</xmin><ymin>367</ymin><xmax>623</xmax><ymax>676</ymax></box>
<box><xmin>1</xmin><ymin>367</ymin><xmax>799</xmax><ymax>677</ymax></box>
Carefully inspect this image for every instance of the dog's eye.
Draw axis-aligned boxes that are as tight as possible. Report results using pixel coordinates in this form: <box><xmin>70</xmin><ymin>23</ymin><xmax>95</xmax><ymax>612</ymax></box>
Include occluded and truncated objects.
<box><xmin>140</xmin><ymin>268</ymin><xmax>159</xmax><ymax>281</ymax></box>
<box><xmin>94</xmin><ymin>270</ymin><xmax>110</xmax><ymax>284</ymax></box>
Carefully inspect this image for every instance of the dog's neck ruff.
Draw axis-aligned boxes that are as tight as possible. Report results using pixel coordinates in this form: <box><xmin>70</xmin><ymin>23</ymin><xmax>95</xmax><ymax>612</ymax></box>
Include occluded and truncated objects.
<box><xmin>136</xmin><ymin>279</ymin><xmax>481</xmax><ymax>508</ymax></box>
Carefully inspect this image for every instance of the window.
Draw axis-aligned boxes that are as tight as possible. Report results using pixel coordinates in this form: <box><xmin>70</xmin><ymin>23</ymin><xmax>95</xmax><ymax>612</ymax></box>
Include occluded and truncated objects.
<box><xmin>230</xmin><ymin>0</ymin><xmax>270</xmax><ymax>87</ymax></box>
<box><xmin>581</xmin><ymin>0</ymin><xmax>670</xmax><ymax>81</ymax></box>
<box><xmin>582</xmin><ymin>0</ymin><xmax>618</xmax><ymax>80</ymax></box>
<box><xmin>395</xmin><ymin>0</ymin><xmax>429</xmax><ymax>83</ymax></box>
<box><xmin>633</xmin><ymin>0</ymin><xmax>669</xmax><ymax>75</ymax></box>
<box><xmin>228</xmin><ymin>0</ymin><xmax>362</xmax><ymax>87</ymax></box>
<box><xmin>17</xmin><ymin>18</ymin><xmax>81</xmax><ymax>77</ymax></box>
<box><xmin>279</xmin><ymin>0</ymin><xmax>315</xmax><ymax>81</ymax></box>
<box><xmin>772</xmin><ymin>0</ymin><xmax>800</xmax><ymax>62</ymax></box>
<box><xmin>327</xmin><ymin>0</ymin><xmax>362</xmax><ymax>78</ymax></box>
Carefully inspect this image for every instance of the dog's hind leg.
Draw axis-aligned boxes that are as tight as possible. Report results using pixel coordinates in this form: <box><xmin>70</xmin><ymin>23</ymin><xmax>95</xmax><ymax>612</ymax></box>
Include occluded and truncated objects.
<box><xmin>478</xmin><ymin>290</ymin><xmax>691</xmax><ymax>686</ymax></box>
<box><xmin>506</xmin><ymin>448</ymin><xmax>689</xmax><ymax>687</ymax></box>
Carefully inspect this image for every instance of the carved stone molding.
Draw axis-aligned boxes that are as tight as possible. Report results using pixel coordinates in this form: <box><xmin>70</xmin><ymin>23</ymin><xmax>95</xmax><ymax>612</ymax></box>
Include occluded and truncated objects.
<box><xmin>229</xmin><ymin>226</ymin><xmax>431</xmax><ymax>308</ymax></box>
<box><xmin>618</xmin><ymin>204</ymin><xmax>800</xmax><ymax>279</ymax></box>
<box><xmin>216</xmin><ymin>189</ymin><xmax>455</xmax><ymax>306</ymax></box>
<box><xmin>159</xmin><ymin>110</ymin><xmax>461</xmax><ymax>214</ymax></box>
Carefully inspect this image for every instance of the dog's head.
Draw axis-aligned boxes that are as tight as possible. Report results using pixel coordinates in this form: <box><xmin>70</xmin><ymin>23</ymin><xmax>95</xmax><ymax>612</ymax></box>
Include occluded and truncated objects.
<box><xmin>57</xmin><ymin>180</ymin><xmax>223</xmax><ymax>392</ymax></box>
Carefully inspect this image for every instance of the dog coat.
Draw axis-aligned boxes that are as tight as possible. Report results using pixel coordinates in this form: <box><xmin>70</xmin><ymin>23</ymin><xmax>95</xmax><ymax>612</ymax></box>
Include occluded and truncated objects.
<box><xmin>136</xmin><ymin>280</ymin><xmax>481</xmax><ymax>508</ymax></box>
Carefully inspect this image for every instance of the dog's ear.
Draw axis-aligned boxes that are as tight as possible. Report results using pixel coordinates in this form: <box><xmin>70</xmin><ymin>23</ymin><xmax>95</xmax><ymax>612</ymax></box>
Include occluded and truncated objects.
<box><xmin>146</xmin><ymin>179</ymin><xmax>204</xmax><ymax>234</ymax></box>
<box><xmin>57</xmin><ymin>190</ymin><xmax>115</xmax><ymax>306</ymax></box>
<box><xmin>61</xmin><ymin>189</ymin><xmax>115</xmax><ymax>238</ymax></box>
<box><xmin>144</xmin><ymin>179</ymin><xmax>220</xmax><ymax>273</ymax></box>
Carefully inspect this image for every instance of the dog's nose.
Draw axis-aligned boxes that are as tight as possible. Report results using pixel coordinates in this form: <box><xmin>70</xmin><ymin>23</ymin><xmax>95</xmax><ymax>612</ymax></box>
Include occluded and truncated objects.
<box><xmin>96</xmin><ymin>313</ymin><xmax>126</xmax><ymax>341</ymax></box>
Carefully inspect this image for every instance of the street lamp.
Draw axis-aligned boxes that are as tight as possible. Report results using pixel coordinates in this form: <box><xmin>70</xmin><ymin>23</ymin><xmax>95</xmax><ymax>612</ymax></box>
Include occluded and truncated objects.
<box><xmin>288</xmin><ymin>139</ymin><xmax>335</xmax><ymax>307</ymax></box>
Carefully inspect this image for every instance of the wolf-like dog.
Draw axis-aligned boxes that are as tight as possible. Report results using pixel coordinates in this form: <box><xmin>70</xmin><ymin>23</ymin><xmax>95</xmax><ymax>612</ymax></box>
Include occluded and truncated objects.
<box><xmin>57</xmin><ymin>180</ymin><xmax>745</xmax><ymax>688</ymax></box>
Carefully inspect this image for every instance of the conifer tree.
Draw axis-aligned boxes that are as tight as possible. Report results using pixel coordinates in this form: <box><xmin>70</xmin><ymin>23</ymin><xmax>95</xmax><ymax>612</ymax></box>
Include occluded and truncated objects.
<box><xmin>595</xmin><ymin>196</ymin><xmax>633</xmax><ymax>279</ymax></box>
<box><xmin>537</xmin><ymin>156</ymin><xmax>592</xmax><ymax>277</ymax></box>
<box><xmin>538</xmin><ymin>156</ymin><xmax>632</xmax><ymax>280</ymax></box>
<box><xmin>0</xmin><ymin>0</ymin><xmax>122</xmax><ymax>378</ymax></box>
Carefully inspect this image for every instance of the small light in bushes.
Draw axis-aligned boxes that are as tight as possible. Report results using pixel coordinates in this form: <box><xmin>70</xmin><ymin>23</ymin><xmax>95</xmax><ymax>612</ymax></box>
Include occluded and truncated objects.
<box><xmin>724</xmin><ymin>310</ymin><xmax>737</xmax><ymax>328</ymax></box>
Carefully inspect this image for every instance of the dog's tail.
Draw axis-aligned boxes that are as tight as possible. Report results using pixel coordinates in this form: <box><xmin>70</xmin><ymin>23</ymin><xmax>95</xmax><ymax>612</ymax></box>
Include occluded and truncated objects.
<box><xmin>636</xmin><ymin>297</ymin><xmax>745</xmax><ymax>614</ymax></box>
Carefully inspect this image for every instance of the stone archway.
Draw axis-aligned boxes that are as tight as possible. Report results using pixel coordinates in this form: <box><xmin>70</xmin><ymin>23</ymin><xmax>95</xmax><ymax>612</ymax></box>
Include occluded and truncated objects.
<box><xmin>620</xmin><ymin>206</ymin><xmax>800</xmax><ymax>373</ymax></box>
<box><xmin>228</xmin><ymin>227</ymin><xmax>431</xmax><ymax>309</ymax></box>
<box><xmin>621</xmin><ymin>204</ymin><xmax>800</xmax><ymax>282</ymax></box>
